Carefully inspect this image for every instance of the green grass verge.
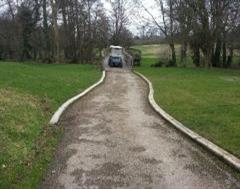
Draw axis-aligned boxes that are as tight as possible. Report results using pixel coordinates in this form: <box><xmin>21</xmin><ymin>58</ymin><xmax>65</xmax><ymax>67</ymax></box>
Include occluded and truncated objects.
<box><xmin>0</xmin><ymin>62</ymin><xmax>101</xmax><ymax>189</ymax></box>
<box><xmin>135</xmin><ymin>45</ymin><xmax>240</xmax><ymax>159</ymax></box>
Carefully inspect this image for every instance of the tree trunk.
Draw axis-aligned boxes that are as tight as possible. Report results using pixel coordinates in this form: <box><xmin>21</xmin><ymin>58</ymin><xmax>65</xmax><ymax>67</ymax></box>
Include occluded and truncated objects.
<box><xmin>168</xmin><ymin>43</ymin><xmax>177</xmax><ymax>66</ymax></box>
<box><xmin>43</xmin><ymin>0</ymin><xmax>51</xmax><ymax>63</ymax></box>
<box><xmin>201</xmin><ymin>43</ymin><xmax>213</xmax><ymax>68</ymax></box>
<box><xmin>222</xmin><ymin>42</ymin><xmax>227</xmax><ymax>67</ymax></box>
<box><xmin>180</xmin><ymin>41</ymin><xmax>187</xmax><ymax>66</ymax></box>
<box><xmin>227</xmin><ymin>46</ymin><xmax>233</xmax><ymax>68</ymax></box>
<box><xmin>213</xmin><ymin>38</ymin><xmax>221</xmax><ymax>67</ymax></box>
<box><xmin>192</xmin><ymin>47</ymin><xmax>200</xmax><ymax>67</ymax></box>
<box><xmin>203</xmin><ymin>49</ymin><xmax>212</xmax><ymax>68</ymax></box>
<box><xmin>50</xmin><ymin>0</ymin><xmax>60</xmax><ymax>63</ymax></box>
<box><xmin>61</xmin><ymin>0</ymin><xmax>68</xmax><ymax>59</ymax></box>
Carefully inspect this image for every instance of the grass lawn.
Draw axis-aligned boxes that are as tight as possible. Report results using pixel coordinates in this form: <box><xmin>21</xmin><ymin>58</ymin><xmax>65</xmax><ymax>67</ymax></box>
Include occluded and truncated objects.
<box><xmin>0</xmin><ymin>62</ymin><xmax>101</xmax><ymax>189</ymax></box>
<box><xmin>134</xmin><ymin>44</ymin><xmax>240</xmax><ymax>158</ymax></box>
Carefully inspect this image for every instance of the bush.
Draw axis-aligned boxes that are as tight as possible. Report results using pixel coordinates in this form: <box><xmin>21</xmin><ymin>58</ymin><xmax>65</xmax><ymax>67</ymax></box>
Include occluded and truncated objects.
<box><xmin>167</xmin><ymin>60</ymin><xmax>177</xmax><ymax>67</ymax></box>
<box><xmin>151</xmin><ymin>60</ymin><xmax>166</xmax><ymax>67</ymax></box>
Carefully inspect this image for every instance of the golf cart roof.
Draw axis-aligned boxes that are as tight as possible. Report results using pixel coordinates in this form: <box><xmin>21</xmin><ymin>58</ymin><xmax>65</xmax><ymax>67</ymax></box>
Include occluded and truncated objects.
<box><xmin>110</xmin><ymin>45</ymin><xmax>123</xmax><ymax>49</ymax></box>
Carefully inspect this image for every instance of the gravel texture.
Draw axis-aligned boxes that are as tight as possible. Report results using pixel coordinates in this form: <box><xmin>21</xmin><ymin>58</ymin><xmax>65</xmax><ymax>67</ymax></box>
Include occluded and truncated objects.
<box><xmin>40</xmin><ymin>68</ymin><xmax>240</xmax><ymax>189</ymax></box>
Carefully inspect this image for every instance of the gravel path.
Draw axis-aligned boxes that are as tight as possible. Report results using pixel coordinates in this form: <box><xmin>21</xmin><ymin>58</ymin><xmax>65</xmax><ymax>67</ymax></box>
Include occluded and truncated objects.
<box><xmin>40</xmin><ymin>69</ymin><xmax>240</xmax><ymax>189</ymax></box>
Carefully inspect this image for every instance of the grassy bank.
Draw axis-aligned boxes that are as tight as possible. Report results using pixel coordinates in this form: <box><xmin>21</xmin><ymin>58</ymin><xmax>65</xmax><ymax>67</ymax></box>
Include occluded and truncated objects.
<box><xmin>0</xmin><ymin>62</ymin><xmax>101</xmax><ymax>189</ymax></box>
<box><xmin>135</xmin><ymin>44</ymin><xmax>240</xmax><ymax>158</ymax></box>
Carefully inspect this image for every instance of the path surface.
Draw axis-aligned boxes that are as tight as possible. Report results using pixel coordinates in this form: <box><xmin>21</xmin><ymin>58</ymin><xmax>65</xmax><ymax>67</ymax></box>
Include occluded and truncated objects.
<box><xmin>41</xmin><ymin>68</ymin><xmax>240</xmax><ymax>189</ymax></box>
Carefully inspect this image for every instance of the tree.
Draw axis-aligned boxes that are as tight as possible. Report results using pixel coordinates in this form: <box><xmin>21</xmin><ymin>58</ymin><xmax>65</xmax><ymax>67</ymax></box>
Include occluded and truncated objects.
<box><xmin>42</xmin><ymin>0</ymin><xmax>51</xmax><ymax>62</ymax></box>
<box><xmin>109</xmin><ymin>0</ymin><xmax>130</xmax><ymax>46</ymax></box>
<box><xmin>173</xmin><ymin>0</ymin><xmax>240</xmax><ymax>67</ymax></box>
<box><xmin>50</xmin><ymin>0</ymin><xmax>61</xmax><ymax>63</ymax></box>
<box><xmin>174</xmin><ymin>0</ymin><xmax>193</xmax><ymax>66</ymax></box>
<box><xmin>136</xmin><ymin>0</ymin><xmax>178</xmax><ymax>66</ymax></box>
<box><xmin>93</xmin><ymin>6</ymin><xmax>111</xmax><ymax>56</ymax></box>
<box><xmin>17</xmin><ymin>1</ymin><xmax>40</xmax><ymax>60</ymax></box>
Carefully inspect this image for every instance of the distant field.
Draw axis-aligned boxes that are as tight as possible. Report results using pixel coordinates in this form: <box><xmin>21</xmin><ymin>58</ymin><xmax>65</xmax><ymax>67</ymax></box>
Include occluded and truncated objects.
<box><xmin>132</xmin><ymin>44</ymin><xmax>240</xmax><ymax>66</ymax></box>
<box><xmin>135</xmin><ymin>44</ymin><xmax>240</xmax><ymax>158</ymax></box>
<box><xmin>0</xmin><ymin>62</ymin><xmax>101</xmax><ymax>189</ymax></box>
<box><xmin>132</xmin><ymin>44</ymin><xmax>191</xmax><ymax>66</ymax></box>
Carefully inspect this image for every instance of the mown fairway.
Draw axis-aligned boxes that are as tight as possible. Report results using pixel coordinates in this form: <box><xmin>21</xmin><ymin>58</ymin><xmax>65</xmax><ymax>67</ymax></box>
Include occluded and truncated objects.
<box><xmin>134</xmin><ymin>44</ymin><xmax>240</xmax><ymax>158</ymax></box>
<box><xmin>0</xmin><ymin>62</ymin><xmax>101</xmax><ymax>189</ymax></box>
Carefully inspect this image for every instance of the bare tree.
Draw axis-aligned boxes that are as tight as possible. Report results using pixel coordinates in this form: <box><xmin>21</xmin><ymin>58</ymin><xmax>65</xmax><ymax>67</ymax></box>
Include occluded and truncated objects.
<box><xmin>50</xmin><ymin>0</ymin><xmax>60</xmax><ymax>63</ymax></box>
<box><xmin>109</xmin><ymin>0</ymin><xmax>131</xmax><ymax>46</ymax></box>
<box><xmin>42</xmin><ymin>0</ymin><xmax>51</xmax><ymax>62</ymax></box>
<box><xmin>135</xmin><ymin>0</ymin><xmax>178</xmax><ymax>66</ymax></box>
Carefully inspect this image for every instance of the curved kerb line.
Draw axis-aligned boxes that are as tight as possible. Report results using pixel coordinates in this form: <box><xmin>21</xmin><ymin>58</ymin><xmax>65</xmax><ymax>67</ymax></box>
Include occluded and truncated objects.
<box><xmin>134</xmin><ymin>71</ymin><xmax>240</xmax><ymax>172</ymax></box>
<box><xmin>49</xmin><ymin>71</ymin><xmax>106</xmax><ymax>125</ymax></box>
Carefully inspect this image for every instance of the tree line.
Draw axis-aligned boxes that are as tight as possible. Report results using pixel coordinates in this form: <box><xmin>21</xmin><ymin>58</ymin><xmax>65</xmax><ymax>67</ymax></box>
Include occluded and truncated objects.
<box><xmin>0</xmin><ymin>0</ymin><xmax>133</xmax><ymax>63</ymax></box>
<box><xmin>136</xmin><ymin>0</ymin><xmax>240</xmax><ymax>68</ymax></box>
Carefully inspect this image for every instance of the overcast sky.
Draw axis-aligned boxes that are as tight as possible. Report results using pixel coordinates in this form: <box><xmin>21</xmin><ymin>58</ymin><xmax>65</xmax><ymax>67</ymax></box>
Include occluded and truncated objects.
<box><xmin>102</xmin><ymin>0</ymin><xmax>161</xmax><ymax>35</ymax></box>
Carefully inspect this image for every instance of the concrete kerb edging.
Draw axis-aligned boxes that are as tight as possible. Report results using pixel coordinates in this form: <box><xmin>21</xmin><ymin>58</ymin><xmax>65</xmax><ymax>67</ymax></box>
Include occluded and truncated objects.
<box><xmin>134</xmin><ymin>71</ymin><xmax>240</xmax><ymax>172</ymax></box>
<box><xmin>49</xmin><ymin>71</ymin><xmax>106</xmax><ymax>125</ymax></box>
